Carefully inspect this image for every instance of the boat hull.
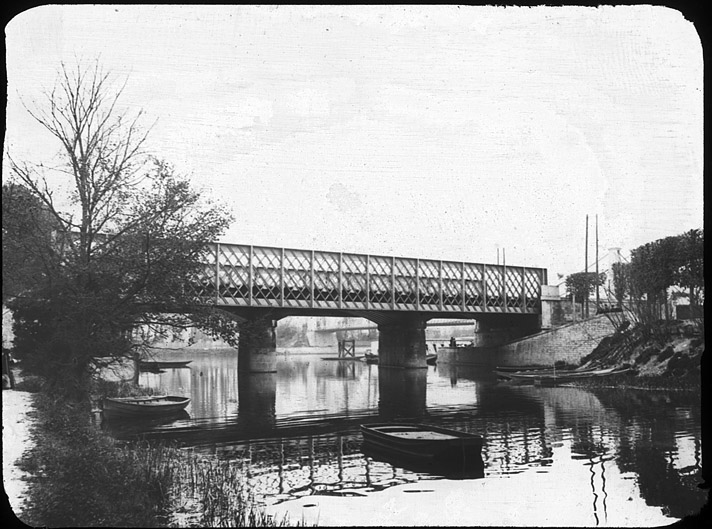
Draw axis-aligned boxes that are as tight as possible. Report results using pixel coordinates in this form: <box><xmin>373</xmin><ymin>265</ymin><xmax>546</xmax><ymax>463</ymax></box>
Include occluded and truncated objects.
<box><xmin>102</xmin><ymin>396</ymin><xmax>191</xmax><ymax>419</ymax></box>
<box><xmin>495</xmin><ymin>366</ymin><xmax>629</xmax><ymax>384</ymax></box>
<box><xmin>139</xmin><ymin>360</ymin><xmax>192</xmax><ymax>371</ymax></box>
<box><xmin>361</xmin><ymin>423</ymin><xmax>483</xmax><ymax>470</ymax></box>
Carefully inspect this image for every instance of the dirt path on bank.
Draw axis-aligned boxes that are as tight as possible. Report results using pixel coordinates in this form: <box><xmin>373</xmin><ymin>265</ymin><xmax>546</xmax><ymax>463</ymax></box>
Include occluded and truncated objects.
<box><xmin>2</xmin><ymin>370</ymin><xmax>36</xmax><ymax>522</ymax></box>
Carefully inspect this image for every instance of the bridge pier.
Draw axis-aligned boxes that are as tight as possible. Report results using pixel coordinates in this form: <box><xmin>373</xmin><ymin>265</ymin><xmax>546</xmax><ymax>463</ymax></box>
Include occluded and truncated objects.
<box><xmin>377</xmin><ymin>316</ymin><xmax>428</xmax><ymax>369</ymax></box>
<box><xmin>237</xmin><ymin>372</ymin><xmax>277</xmax><ymax>429</ymax></box>
<box><xmin>378</xmin><ymin>367</ymin><xmax>427</xmax><ymax>419</ymax></box>
<box><xmin>238</xmin><ymin>312</ymin><xmax>278</xmax><ymax>373</ymax></box>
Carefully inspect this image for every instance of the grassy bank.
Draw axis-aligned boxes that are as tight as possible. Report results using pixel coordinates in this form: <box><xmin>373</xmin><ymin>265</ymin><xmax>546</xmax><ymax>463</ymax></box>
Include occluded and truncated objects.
<box><xmin>14</xmin><ymin>374</ymin><xmax>293</xmax><ymax>527</ymax></box>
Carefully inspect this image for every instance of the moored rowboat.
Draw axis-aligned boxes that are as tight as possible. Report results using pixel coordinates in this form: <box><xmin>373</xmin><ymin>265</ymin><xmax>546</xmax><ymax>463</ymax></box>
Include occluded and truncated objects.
<box><xmin>495</xmin><ymin>366</ymin><xmax>630</xmax><ymax>384</ymax></box>
<box><xmin>360</xmin><ymin>423</ymin><xmax>483</xmax><ymax>467</ymax></box>
<box><xmin>139</xmin><ymin>360</ymin><xmax>192</xmax><ymax>370</ymax></box>
<box><xmin>102</xmin><ymin>395</ymin><xmax>191</xmax><ymax>419</ymax></box>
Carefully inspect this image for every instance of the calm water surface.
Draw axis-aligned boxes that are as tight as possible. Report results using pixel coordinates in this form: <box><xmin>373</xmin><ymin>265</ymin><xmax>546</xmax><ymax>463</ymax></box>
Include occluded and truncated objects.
<box><xmin>103</xmin><ymin>348</ymin><xmax>706</xmax><ymax>527</ymax></box>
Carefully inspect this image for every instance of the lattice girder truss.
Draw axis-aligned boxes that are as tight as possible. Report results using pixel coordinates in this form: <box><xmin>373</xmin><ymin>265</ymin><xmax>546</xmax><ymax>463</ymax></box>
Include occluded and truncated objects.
<box><xmin>189</xmin><ymin>243</ymin><xmax>546</xmax><ymax>314</ymax></box>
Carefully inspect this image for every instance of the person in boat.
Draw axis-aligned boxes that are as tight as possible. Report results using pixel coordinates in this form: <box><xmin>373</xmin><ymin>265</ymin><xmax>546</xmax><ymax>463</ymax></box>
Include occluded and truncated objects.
<box><xmin>449</xmin><ymin>337</ymin><xmax>457</xmax><ymax>347</ymax></box>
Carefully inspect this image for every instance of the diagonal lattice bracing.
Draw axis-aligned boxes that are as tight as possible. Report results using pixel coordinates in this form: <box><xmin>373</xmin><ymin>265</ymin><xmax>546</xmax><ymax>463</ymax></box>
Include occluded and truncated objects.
<box><xmin>463</xmin><ymin>263</ymin><xmax>484</xmax><ymax>308</ymax></box>
<box><xmin>341</xmin><ymin>253</ymin><xmax>367</xmax><ymax>306</ymax></box>
<box><xmin>505</xmin><ymin>267</ymin><xmax>524</xmax><ymax>309</ymax></box>
<box><xmin>393</xmin><ymin>257</ymin><xmax>417</xmax><ymax>308</ymax></box>
<box><xmin>196</xmin><ymin>243</ymin><xmax>544</xmax><ymax>315</ymax></box>
<box><xmin>251</xmin><ymin>247</ymin><xmax>282</xmax><ymax>307</ymax></box>
<box><xmin>283</xmin><ymin>249</ymin><xmax>311</xmax><ymax>307</ymax></box>
<box><xmin>524</xmin><ymin>269</ymin><xmax>541</xmax><ymax>309</ymax></box>
<box><xmin>368</xmin><ymin>256</ymin><xmax>393</xmax><ymax>308</ymax></box>
<box><xmin>314</xmin><ymin>251</ymin><xmax>340</xmax><ymax>306</ymax></box>
<box><xmin>218</xmin><ymin>244</ymin><xmax>251</xmax><ymax>305</ymax></box>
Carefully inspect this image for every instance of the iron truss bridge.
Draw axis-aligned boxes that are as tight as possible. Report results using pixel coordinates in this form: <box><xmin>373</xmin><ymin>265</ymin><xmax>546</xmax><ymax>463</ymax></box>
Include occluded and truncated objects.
<box><xmin>191</xmin><ymin>243</ymin><xmax>547</xmax><ymax>315</ymax></box>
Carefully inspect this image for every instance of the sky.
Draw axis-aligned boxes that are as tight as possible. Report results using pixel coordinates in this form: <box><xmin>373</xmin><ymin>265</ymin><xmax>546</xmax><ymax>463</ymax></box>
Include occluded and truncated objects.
<box><xmin>3</xmin><ymin>5</ymin><xmax>704</xmax><ymax>286</ymax></box>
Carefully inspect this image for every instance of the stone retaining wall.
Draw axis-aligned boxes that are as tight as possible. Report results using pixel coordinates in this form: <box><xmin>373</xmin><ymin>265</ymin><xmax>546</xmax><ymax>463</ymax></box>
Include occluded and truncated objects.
<box><xmin>438</xmin><ymin>315</ymin><xmax>615</xmax><ymax>367</ymax></box>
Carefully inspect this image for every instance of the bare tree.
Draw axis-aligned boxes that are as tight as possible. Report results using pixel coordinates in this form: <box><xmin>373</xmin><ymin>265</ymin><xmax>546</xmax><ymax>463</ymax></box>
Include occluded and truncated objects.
<box><xmin>5</xmin><ymin>61</ymin><xmax>236</xmax><ymax>400</ymax></box>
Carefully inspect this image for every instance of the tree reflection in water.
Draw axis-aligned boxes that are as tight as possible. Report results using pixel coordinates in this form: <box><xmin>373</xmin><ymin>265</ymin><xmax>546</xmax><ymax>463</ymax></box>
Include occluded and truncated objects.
<box><xmin>110</xmin><ymin>352</ymin><xmax>704</xmax><ymax>523</ymax></box>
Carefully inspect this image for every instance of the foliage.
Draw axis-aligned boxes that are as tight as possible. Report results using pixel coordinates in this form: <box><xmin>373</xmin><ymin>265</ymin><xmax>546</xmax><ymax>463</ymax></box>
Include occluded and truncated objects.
<box><xmin>18</xmin><ymin>380</ymin><xmax>288</xmax><ymax>527</ymax></box>
<box><xmin>171</xmin><ymin>456</ymin><xmax>291</xmax><ymax>527</ymax></box>
<box><xmin>565</xmin><ymin>271</ymin><xmax>606</xmax><ymax>304</ymax></box>
<box><xmin>1</xmin><ymin>183</ymin><xmax>59</xmax><ymax>302</ymax></box>
<box><xmin>4</xmin><ymin>61</ymin><xmax>237</xmax><ymax>401</ymax></box>
<box><xmin>629</xmin><ymin>229</ymin><xmax>704</xmax><ymax>306</ymax></box>
<box><xmin>19</xmin><ymin>387</ymin><xmax>177</xmax><ymax>527</ymax></box>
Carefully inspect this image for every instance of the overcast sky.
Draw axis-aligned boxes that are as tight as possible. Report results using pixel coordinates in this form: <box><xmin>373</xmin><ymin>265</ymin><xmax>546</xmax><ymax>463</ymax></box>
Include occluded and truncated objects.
<box><xmin>3</xmin><ymin>5</ymin><xmax>703</xmax><ymax>285</ymax></box>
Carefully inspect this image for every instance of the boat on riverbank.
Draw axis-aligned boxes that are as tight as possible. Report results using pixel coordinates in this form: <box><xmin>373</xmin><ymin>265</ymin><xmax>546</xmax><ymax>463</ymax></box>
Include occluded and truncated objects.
<box><xmin>102</xmin><ymin>395</ymin><xmax>191</xmax><ymax>419</ymax></box>
<box><xmin>360</xmin><ymin>423</ymin><xmax>483</xmax><ymax>472</ymax></box>
<box><xmin>495</xmin><ymin>366</ymin><xmax>630</xmax><ymax>385</ymax></box>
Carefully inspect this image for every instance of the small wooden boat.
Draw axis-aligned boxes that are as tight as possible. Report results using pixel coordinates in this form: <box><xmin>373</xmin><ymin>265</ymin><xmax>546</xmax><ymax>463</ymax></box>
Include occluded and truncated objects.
<box><xmin>495</xmin><ymin>366</ymin><xmax>628</xmax><ymax>384</ymax></box>
<box><xmin>102</xmin><ymin>395</ymin><xmax>191</xmax><ymax>419</ymax></box>
<box><xmin>139</xmin><ymin>360</ymin><xmax>192</xmax><ymax>371</ymax></box>
<box><xmin>494</xmin><ymin>364</ymin><xmax>549</xmax><ymax>373</ymax></box>
<box><xmin>361</xmin><ymin>423</ymin><xmax>483</xmax><ymax>468</ymax></box>
<box><xmin>363</xmin><ymin>353</ymin><xmax>379</xmax><ymax>364</ymax></box>
<box><xmin>426</xmin><ymin>354</ymin><xmax>437</xmax><ymax>365</ymax></box>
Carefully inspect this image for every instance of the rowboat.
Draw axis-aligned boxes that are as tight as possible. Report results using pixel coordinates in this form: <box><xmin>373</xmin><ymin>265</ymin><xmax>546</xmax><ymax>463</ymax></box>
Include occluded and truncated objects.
<box><xmin>495</xmin><ymin>366</ymin><xmax>629</xmax><ymax>385</ymax></box>
<box><xmin>426</xmin><ymin>354</ymin><xmax>437</xmax><ymax>365</ymax></box>
<box><xmin>361</xmin><ymin>423</ymin><xmax>483</xmax><ymax>470</ymax></box>
<box><xmin>363</xmin><ymin>353</ymin><xmax>379</xmax><ymax>364</ymax></box>
<box><xmin>139</xmin><ymin>360</ymin><xmax>192</xmax><ymax>371</ymax></box>
<box><xmin>494</xmin><ymin>364</ymin><xmax>549</xmax><ymax>373</ymax></box>
<box><xmin>102</xmin><ymin>395</ymin><xmax>191</xmax><ymax>419</ymax></box>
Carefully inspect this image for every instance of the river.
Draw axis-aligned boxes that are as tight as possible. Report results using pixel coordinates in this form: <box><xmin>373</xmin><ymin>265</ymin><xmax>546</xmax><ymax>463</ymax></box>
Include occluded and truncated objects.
<box><xmin>101</xmin><ymin>347</ymin><xmax>705</xmax><ymax>527</ymax></box>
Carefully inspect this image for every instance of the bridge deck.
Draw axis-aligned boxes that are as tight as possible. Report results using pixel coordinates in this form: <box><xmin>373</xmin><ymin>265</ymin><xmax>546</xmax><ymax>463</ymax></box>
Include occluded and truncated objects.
<box><xmin>192</xmin><ymin>243</ymin><xmax>547</xmax><ymax>315</ymax></box>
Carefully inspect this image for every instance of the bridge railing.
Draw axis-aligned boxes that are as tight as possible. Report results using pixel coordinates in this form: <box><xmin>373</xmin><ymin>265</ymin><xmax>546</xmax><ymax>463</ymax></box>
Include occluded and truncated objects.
<box><xmin>190</xmin><ymin>243</ymin><xmax>547</xmax><ymax>314</ymax></box>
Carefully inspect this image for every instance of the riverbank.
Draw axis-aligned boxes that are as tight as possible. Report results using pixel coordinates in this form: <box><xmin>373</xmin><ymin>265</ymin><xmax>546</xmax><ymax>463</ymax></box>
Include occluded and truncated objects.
<box><xmin>2</xmin><ymin>368</ymin><xmax>35</xmax><ymax>523</ymax></box>
<box><xmin>2</xmin><ymin>365</ymin><xmax>292</xmax><ymax>527</ymax></box>
<box><xmin>571</xmin><ymin>319</ymin><xmax>703</xmax><ymax>392</ymax></box>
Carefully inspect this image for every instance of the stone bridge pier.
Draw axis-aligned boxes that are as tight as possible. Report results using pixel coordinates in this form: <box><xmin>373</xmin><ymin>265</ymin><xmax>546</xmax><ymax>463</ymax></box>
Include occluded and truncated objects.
<box><xmin>238</xmin><ymin>311</ymin><xmax>278</xmax><ymax>373</ymax></box>
<box><xmin>377</xmin><ymin>315</ymin><xmax>429</xmax><ymax>369</ymax></box>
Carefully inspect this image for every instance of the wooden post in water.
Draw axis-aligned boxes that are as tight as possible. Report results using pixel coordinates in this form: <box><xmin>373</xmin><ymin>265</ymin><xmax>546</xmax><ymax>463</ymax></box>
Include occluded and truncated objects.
<box><xmin>132</xmin><ymin>351</ymin><xmax>140</xmax><ymax>385</ymax></box>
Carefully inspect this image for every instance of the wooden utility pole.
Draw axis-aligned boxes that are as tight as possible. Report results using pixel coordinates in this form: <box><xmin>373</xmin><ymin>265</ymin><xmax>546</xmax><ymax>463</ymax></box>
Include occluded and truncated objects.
<box><xmin>585</xmin><ymin>215</ymin><xmax>589</xmax><ymax>318</ymax></box>
<box><xmin>595</xmin><ymin>215</ymin><xmax>599</xmax><ymax>312</ymax></box>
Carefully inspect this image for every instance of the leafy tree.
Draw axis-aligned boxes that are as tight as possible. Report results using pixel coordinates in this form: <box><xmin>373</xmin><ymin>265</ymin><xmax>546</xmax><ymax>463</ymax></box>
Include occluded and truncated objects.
<box><xmin>629</xmin><ymin>235</ymin><xmax>680</xmax><ymax>305</ymax></box>
<box><xmin>2</xmin><ymin>183</ymin><xmax>59</xmax><ymax>302</ymax></box>
<box><xmin>565</xmin><ymin>271</ymin><xmax>606</xmax><ymax>305</ymax></box>
<box><xmin>674</xmin><ymin>229</ymin><xmax>704</xmax><ymax>307</ymax></box>
<box><xmin>5</xmin><ymin>61</ymin><xmax>237</xmax><ymax>400</ymax></box>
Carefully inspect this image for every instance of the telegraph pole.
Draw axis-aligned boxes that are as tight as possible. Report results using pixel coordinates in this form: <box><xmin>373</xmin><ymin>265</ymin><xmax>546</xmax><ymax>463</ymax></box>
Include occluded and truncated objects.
<box><xmin>595</xmin><ymin>214</ymin><xmax>599</xmax><ymax>312</ymax></box>
<box><xmin>585</xmin><ymin>215</ymin><xmax>589</xmax><ymax>318</ymax></box>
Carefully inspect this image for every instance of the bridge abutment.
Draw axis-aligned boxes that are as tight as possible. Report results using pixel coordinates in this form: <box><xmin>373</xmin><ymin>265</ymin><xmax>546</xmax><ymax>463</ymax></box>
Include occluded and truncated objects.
<box><xmin>377</xmin><ymin>316</ymin><xmax>428</xmax><ymax>369</ymax></box>
<box><xmin>238</xmin><ymin>313</ymin><xmax>278</xmax><ymax>373</ymax></box>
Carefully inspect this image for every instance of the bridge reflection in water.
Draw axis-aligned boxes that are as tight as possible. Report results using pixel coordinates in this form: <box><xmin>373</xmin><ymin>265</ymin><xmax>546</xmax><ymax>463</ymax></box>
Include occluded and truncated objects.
<box><xmin>101</xmin><ymin>352</ymin><xmax>705</xmax><ymax>525</ymax></box>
